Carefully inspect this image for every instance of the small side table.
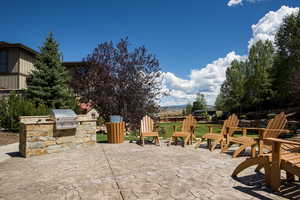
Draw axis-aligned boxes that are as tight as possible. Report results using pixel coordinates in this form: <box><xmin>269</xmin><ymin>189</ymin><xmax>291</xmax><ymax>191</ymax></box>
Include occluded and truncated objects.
<box><xmin>106</xmin><ymin>122</ymin><xmax>125</xmax><ymax>144</ymax></box>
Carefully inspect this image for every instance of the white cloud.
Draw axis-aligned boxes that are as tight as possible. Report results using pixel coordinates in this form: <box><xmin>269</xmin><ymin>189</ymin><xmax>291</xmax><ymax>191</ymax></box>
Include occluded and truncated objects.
<box><xmin>227</xmin><ymin>0</ymin><xmax>266</xmax><ymax>7</ymax></box>
<box><xmin>248</xmin><ymin>6</ymin><xmax>299</xmax><ymax>48</ymax></box>
<box><xmin>160</xmin><ymin>52</ymin><xmax>246</xmax><ymax>106</ymax></box>
<box><xmin>160</xmin><ymin>6</ymin><xmax>299</xmax><ymax>106</ymax></box>
<box><xmin>227</xmin><ymin>0</ymin><xmax>243</xmax><ymax>7</ymax></box>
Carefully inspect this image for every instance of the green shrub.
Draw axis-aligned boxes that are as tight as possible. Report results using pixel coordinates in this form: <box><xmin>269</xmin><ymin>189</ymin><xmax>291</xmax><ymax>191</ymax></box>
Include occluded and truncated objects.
<box><xmin>0</xmin><ymin>92</ymin><xmax>50</xmax><ymax>132</ymax></box>
<box><xmin>96</xmin><ymin>116</ymin><xmax>106</xmax><ymax>126</ymax></box>
<box><xmin>215</xmin><ymin>111</ymin><xmax>223</xmax><ymax>119</ymax></box>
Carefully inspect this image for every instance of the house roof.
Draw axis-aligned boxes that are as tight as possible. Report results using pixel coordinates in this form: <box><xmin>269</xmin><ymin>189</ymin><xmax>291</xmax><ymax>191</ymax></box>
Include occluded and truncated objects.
<box><xmin>0</xmin><ymin>41</ymin><xmax>39</xmax><ymax>56</ymax></box>
<box><xmin>63</xmin><ymin>61</ymin><xmax>89</xmax><ymax>68</ymax></box>
<box><xmin>0</xmin><ymin>41</ymin><xmax>87</xmax><ymax>67</ymax></box>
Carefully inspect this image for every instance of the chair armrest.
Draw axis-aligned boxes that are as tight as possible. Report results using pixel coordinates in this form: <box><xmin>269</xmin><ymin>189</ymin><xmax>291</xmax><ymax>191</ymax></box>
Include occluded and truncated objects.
<box><xmin>226</xmin><ymin>127</ymin><xmax>246</xmax><ymax>136</ymax></box>
<box><xmin>242</xmin><ymin>127</ymin><xmax>267</xmax><ymax>131</ymax></box>
<box><xmin>230</xmin><ymin>127</ymin><xmax>289</xmax><ymax>137</ymax></box>
<box><xmin>263</xmin><ymin>129</ymin><xmax>290</xmax><ymax>133</ymax></box>
<box><xmin>265</xmin><ymin>138</ymin><xmax>300</xmax><ymax>146</ymax></box>
<box><xmin>228</xmin><ymin>127</ymin><xmax>244</xmax><ymax>131</ymax></box>
<box><xmin>237</xmin><ymin>127</ymin><xmax>289</xmax><ymax>133</ymax></box>
<box><xmin>207</xmin><ymin>124</ymin><xmax>222</xmax><ymax>133</ymax></box>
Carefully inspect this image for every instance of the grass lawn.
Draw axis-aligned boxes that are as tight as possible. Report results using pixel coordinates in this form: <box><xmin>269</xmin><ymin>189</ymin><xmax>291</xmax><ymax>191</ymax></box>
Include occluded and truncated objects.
<box><xmin>97</xmin><ymin>122</ymin><xmax>225</xmax><ymax>142</ymax></box>
<box><xmin>96</xmin><ymin>121</ymin><xmax>260</xmax><ymax>143</ymax></box>
<box><xmin>158</xmin><ymin>122</ymin><xmax>221</xmax><ymax>138</ymax></box>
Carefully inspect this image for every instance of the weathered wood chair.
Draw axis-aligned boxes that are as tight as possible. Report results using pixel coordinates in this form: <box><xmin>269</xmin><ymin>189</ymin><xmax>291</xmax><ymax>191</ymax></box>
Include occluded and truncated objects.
<box><xmin>140</xmin><ymin>115</ymin><xmax>160</xmax><ymax>146</ymax></box>
<box><xmin>196</xmin><ymin>114</ymin><xmax>239</xmax><ymax>151</ymax></box>
<box><xmin>168</xmin><ymin>114</ymin><xmax>197</xmax><ymax>147</ymax></box>
<box><xmin>233</xmin><ymin>137</ymin><xmax>299</xmax><ymax>192</ymax></box>
<box><xmin>225</xmin><ymin>112</ymin><xmax>288</xmax><ymax>158</ymax></box>
<box><xmin>232</xmin><ymin>113</ymin><xmax>290</xmax><ymax>176</ymax></box>
<box><xmin>264</xmin><ymin>138</ymin><xmax>300</xmax><ymax>191</ymax></box>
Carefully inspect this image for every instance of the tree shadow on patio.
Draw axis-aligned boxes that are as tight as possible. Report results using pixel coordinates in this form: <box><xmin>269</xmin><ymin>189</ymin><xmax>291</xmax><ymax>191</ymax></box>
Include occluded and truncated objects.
<box><xmin>233</xmin><ymin>173</ymin><xmax>300</xmax><ymax>199</ymax></box>
<box><xmin>222</xmin><ymin>148</ymin><xmax>252</xmax><ymax>157</ymax></box>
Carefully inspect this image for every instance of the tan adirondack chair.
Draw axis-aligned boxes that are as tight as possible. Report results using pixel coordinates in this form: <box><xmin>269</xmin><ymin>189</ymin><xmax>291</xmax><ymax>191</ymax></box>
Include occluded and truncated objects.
<box><xmin>264</xmin><ymin>138</ymin><xmax>300</xmax><ymax>191</ymax></box>
<box><xmin>196</xmin><ymin>114</ymin><xmax>239</xmax><ymax>151</ymax></box>
<box><xmin>233</xmin><ymin>137</ymin><xmax>300</xmax><ymax>192</ymax></box>
<box><xmin>226</xmin><ymin>112</ymin><xmax>288</xmax><ymax>158</ymax></box>
<box><xmin>232</xmin><ymin>113</ymin><xmax>290</xmax><ymax>176</ymax></box>
<box><xmin>140</xmin><ymin>115</ymin><xmax>160</xmax><ymax>146</ymax></box>
<box><xmin>169</xmin><ymin>114</ymin><xmax>197</xmax><ymax>146</ymax></box>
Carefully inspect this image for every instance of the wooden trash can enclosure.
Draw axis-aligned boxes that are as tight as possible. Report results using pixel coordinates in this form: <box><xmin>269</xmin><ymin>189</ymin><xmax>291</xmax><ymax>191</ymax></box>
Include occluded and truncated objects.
<box><xmin>106</xmin><ymin>122</ymin><xmax>125</xmax><ymax>143</ymax></box>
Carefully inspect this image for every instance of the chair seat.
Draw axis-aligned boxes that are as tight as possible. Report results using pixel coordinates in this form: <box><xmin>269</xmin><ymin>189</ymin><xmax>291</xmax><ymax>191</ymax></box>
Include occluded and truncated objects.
<box><xmin>202</xmin><ymin>133</ymin><xmax>222</xmax><ymax>140</ymax></box>
<box><xmin>230</xmin><ymin>136</ymin><xmax>255</xmax><ymax>144</ymax></box>
<box><xmin>141</xmin><ymin>132</ymin><xmax>159</xmax><ymax>137</ymax></box>
<box><xmin>172</xmin><ymin>132</ymin><xmax>191</xmax><ymax>137</ymax></box>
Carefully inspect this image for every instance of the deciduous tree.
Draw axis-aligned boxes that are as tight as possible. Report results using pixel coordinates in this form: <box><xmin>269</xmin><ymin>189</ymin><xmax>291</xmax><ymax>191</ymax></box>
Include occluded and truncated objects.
<box><xmin>192</xmin><ymin>93</ymin><xmax>206</xmax><ymax>112</ymax></box>
<box><xmin>71</xmin><ymin>38</ymin><xmax>162</xmax><ymax>128</ymax></box>
<box><xmin>273</xmin><ymin>10</ymin><xmax>300</xmax><ymax>105</ymax></box>
<box><xmin>219</xmin><ymin>60</ymin><xmax>247</xmax><ymax>112</ymax></box>
<box><xmin>185</xmin><ymin>103</ymin><xmax>193</xmax><ymax>115</ymax></box>
<box><xmin>246</xmin><ymin>40</ymin><xmax>275</xmax><ymax>110</ymax></box>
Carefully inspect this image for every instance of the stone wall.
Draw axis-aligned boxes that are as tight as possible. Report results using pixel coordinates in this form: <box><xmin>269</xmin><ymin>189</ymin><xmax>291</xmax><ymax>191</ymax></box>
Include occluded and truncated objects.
<box><xmin>19</xmin><ymin>115</ymin><xmax>97</xmax><ymax>157</ymax></box>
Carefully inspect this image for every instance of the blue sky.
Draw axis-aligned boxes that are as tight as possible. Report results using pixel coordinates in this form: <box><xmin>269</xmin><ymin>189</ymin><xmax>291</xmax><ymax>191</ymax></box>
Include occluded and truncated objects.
<box><xmin>1</xmin><ymin>0</ymin><xmax>299</xmax><ymax>105</ymax></box>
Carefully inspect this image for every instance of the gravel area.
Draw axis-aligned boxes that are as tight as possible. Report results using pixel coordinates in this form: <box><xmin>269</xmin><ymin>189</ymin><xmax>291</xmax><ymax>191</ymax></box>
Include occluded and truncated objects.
<box><xmin>0</xmin><ymin>131</ymin><xmax>19</xmax><ymax>146</ymax></box>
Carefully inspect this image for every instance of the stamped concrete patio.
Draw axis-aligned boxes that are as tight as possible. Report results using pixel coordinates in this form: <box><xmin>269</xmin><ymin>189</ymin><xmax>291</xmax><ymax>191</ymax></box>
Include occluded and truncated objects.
<box><xmin>0</xmin><ymin>141</ymin><xmax>298</xmax><ymax>200</ymax></box>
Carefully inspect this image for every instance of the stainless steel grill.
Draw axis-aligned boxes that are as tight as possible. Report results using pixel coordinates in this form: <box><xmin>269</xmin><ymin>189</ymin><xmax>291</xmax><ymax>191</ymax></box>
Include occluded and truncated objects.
<box><xmin>51</xmin><ymin>109</ymin><xmax>78</xmax><ymax>130</ymax></box>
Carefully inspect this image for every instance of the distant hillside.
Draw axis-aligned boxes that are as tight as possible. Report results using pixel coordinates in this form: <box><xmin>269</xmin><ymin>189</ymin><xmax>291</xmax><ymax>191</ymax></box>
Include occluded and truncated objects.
<box><xmin>161</xmin><ymin>105</ymin><xmax>186</xmax><ymax>111</ymax></box>
<box><xmin>161</xmin><ymin>104</ymin><xmax>215</xmax><ymax>111</ymax></box>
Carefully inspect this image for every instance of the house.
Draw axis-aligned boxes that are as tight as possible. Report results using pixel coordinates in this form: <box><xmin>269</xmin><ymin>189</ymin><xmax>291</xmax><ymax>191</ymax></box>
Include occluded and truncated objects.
<box><xmin>0</xmin><ymin>41</ymin><xmax>86</xmax><ymax>93</ymax></box>
<box><xmin>0</xmin><ymin>41</ymin><xmax>38</xmax><ymax>90</ymax></box>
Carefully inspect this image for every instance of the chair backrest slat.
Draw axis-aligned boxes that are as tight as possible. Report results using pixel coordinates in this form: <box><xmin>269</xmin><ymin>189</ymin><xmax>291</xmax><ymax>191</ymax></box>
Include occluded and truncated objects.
<box><xmin>264</xmin><ymin>112</ymin><xmax>287</xmax><ymax>139</ymax></box>
<box><xmin>223</xmin><ymin>114</ymin><xmax>239</xmax><ymax>136</ymax></box>
<box><xmin>181</xmin><ymin>114</ymin><xmax>197</xmax><ymax>132</ymax></box>
<box><xmin>141</xmin><ymin>115</ymin><xmax>154</xmax><ymax>133</ymax></box>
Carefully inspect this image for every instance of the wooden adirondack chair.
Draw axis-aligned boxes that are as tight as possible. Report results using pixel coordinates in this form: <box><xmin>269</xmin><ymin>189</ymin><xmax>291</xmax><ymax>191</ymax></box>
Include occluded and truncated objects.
<box><xmin>140</xmin><ymin>115</ymin><xmax>160</xmax><ymax>146</ymax></box>
<box><xmin>196</xmin><ymin>114</ymin><xmax>239</xmax><ymax>151</ymax></box>
<box><xmin>232</xmin><ymin>113</ymin><xmax>290</xmax><ymax>176</ymax></box>
<box><xmin>233</xmin><ymin>137</ymin><xmax>299</xmax><ymax>192</ymax></box>
<box><xmin>225</xmin><ymin>112</ymin><xmax>288</xmax><ymax>158</ymax></box>
<box><xmin>264</xmin><ymin>138</ymin><xmax>300</xmax><ymax>191</ymax></box>
<box><xmin>169</xmin><ymin>114</ymin><xmax>197</xmax><ymax>146</ymax></box>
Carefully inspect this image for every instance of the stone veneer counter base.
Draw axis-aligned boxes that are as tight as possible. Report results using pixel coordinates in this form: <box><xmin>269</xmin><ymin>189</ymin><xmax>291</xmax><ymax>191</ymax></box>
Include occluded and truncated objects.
<box><xmin>19</xmin><ymin>115</ymin><xmax>97</xmax><ymax>157</ymax></box>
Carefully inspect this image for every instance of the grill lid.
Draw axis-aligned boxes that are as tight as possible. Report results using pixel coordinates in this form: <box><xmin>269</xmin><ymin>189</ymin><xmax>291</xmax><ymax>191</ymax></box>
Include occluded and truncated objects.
<box><xmin>51</xmin><ymin>109</ymin><xmax>77</xmax><ymax>119</ymax></box>
<box><xmin>51</xmin><ymin>109</ymin><xmax>78</xmax><ymax>130</ymax></box>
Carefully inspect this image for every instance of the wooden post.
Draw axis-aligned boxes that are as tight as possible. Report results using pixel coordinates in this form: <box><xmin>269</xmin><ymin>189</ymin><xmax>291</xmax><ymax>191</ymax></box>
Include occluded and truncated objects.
<box><xmin>271</xmin><ymin>141</ymin><xmax>281</xmax><ymax>191</ymax></box>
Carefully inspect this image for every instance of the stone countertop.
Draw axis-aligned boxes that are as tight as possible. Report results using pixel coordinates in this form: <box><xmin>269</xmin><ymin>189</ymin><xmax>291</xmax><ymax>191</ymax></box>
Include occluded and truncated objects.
<box><xmin>20</xmin><ymin>115</ymin><xmax>97</xmax><ymax>125</ymax></box>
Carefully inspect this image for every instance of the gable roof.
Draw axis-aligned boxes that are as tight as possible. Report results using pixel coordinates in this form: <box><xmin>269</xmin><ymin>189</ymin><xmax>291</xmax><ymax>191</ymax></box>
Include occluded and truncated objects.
<box><xmin>0</xmin><ymin>41</ymin><xmax>39</xmax><ymax>56</ymax></box>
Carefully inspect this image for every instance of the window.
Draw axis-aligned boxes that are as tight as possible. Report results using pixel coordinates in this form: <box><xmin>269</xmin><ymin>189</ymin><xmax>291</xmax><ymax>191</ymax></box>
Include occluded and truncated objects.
<box><xmin>0</xmin><ymin>50</ymin><xmax>8</xmax><ymax>72</ymax></box>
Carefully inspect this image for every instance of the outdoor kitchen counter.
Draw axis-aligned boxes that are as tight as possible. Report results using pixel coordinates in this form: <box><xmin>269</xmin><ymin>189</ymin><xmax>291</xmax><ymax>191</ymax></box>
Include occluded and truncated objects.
<box><xmin>20</xmin><ymin>115</ymin><xmax>96</xmax><ymax>124</ymax></box>
<box><xmin>19</xmin><ymin>115</ymin><xmax>97</xmax><ymax>157</ymax></box>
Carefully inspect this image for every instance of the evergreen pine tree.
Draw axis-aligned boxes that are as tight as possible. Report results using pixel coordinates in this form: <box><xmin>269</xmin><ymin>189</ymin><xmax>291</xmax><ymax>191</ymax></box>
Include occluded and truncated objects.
<box><xmin>26</xmin><ymin>33</ymin><xmax>71</xmax><ymax>108</ymax></box>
